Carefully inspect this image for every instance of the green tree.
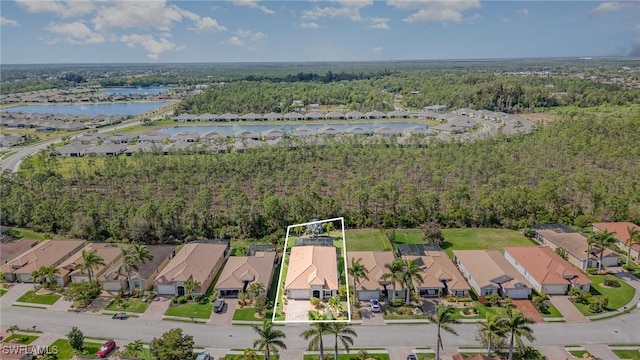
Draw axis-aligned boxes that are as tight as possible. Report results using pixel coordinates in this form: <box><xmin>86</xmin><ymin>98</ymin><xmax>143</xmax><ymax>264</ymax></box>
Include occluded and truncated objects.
<box><xmin>252</xmin><ymin>319</ymin><xmax>287</xmax><ymax>360</ymax></box>
<box><xmin>254</xmin><ymin>296</ymin><xmax>268</xmax><ymax>317</ymax></box>
<box><xmin>381</xmin><ymin>260</ymin><xmax>403</xmax><ymax>302</ymax></box>
<box><xmin>398</xmin><ymin>257</ymin><xmax>425</xmax><ymax>304</ymax></box>
<box><xmin>7</xmin><ymin>325</ymin><xmax>19</xmax><ymax>336</ymax></box>
<box><xmin>129</xmin><ymin>242</ymin><xmax>154</xmax><ymax>288</ymax></box>
<box><xmin>243</xmin><ymin>348</ymin><xmax>259</xmax><ymax>360</ymax></box>
<box><xmin>123</xmin><ymin>340</ymin><xmax>145</xmax><ymax>358</ymax></box>
<box><xmin>588</xmin><ymin>230</ymin><xmax>616</xmax><ymax>272</ymax></box>
<box><xmin>248</xmin><ymin>282</ymin><xmax>265</xmax><ymax>299</ymax></box>
<box><xmin>77</xmin><ymin>249</ymin><xmax>105</xmax><ymax>282</ymax></box>
<box><xmin>184</xmin><ymin>278</ymin><xmax>201</xmax><ymax>300</ymax></box>
<box><xmin>477</xmin><ymin>313</ymin><xmax>508</xmax><ymax>358</ymax></box>
<box><xmin>150</xmin><ymin>328</ymin><xmax>194</xmax><ymax>360</ymax></box>
<box><xmin>64</xmin><ymin>281</ymin><xmax>101</xmax><ymax>307</ymax></box>
<box><xmin>428</xmin><ymin>303</ymin><xmax>459</xmax><ymax>360</ymax></box>
<box><xmin>327</xmin><ymin>321</ymin><xmax>357</xmax><ymax>360</ymax></box>
<box><xmin>327</xmin><ymin>295</ymin><xmax>343</xmax><ymax>319</ymax></box>
<box><xmin>119</xmin><ymin>247</ymin><xmax>138</xmax><ymax>295</ymax></box>
<box><xmin>67</xmin><ymin>326</ymin><xmax>84</xmax><ymax>353</ymax></box>
<box><xmin>625</xmin><ymin>226</ymin><xmax>640</xmax><ymax>266</ymax></box>
<box><xmin>504</xmin><ymin>307</ymin><xmax>536</xmax><ymax>360</ymax></box>
<box><xmin>301</xmin><ymin>313</ymin><xmax>331</xmax><ymax>360</ymax></box>
<box><xmin>348</xmin><ymin>257</ymin><xmax>369</xmax><ymax>298</ymax></box>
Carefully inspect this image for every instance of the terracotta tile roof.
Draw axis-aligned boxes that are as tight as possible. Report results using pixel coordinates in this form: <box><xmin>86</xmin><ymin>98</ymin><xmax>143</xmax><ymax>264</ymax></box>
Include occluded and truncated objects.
<box><xmin>215</xmin><ymin>251</ymin><xmax>276</xmax><ymax>290</ymax></box>
<box><xmin>57</xmin><ymin>243</ymin><xmax>122</xmax><ymax>277</ymax></box>
<box><xmin>505</xmin><ymin>247</ymin><xmax>591</xmax><ymax>286</ymax></box>
<box><xmin>403</xmin><ymin>251</ymin><xmax>470</xmax><ymax>291</ymax></box>
<box><xmin>0</xmin><ymin>240</ymin><xmax>85</xmax><ymax>275</ymax></box>
<box><xmin>285</xmin><ymin>246</ymin><xmax>338</xmax><ymax>290</ymax></box>
<box><xmin>154</xmin><ymin>243</ymin><xmax>228</xmax><ymax>285</ymax></box>
<box><xmin>0</xmin><ymin>238</ymin><xmax>38</xmax><ymax>264</ymax></box>
<box><xmin>453</xmin><ymin>250</ymin><xmax>532</xmax><ymax>290</ymax></box>
<box><xmin>534</xmin><ymin>228</ymin><xmax>619</xmax><ymax>262</ymax></box>
<box><xmin>593</xmin><ymin>222</ymin><xmax>640</xmax><ymax>251</ymax></box>
<box><xmin>347</xmin><ymin>251</ymin><xmax>400</xmax><ymax>290</ymax></box>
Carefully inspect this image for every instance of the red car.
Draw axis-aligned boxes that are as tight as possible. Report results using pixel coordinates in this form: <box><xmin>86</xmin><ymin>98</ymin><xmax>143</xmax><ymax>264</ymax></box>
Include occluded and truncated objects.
<box><xmin>96</xmin><ymin>340</ymin><xmax>116</xmax><ymax>358</ymax></box>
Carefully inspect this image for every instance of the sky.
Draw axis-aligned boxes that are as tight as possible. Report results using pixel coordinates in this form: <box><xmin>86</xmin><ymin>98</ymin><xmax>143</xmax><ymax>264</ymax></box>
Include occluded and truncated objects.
<box><xmin>1</xmin><ymin>0</ymin><xmax>639</xmax><ymax>64</ymax></box>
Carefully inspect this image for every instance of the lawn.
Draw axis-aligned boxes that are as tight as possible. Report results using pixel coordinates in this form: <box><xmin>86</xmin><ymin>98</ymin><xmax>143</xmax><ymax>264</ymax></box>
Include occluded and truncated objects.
<box><xmin>567</xmin><ymin>350</ymin><xmax>589</xmax><ymax>358</ymax></box>
<box><xmin>417</xmin><ymin>354</ymin><xmax>436</xmax><ymax>360</ymax></box>
<box><xmin>540</xmin><ymin>303</ymin><xmax>563</xmax><ymax>318</ymax></box>
<box><xmin>304</xmin><ymin>354</ymin><xmax>390</xmax><ymax>360</ymax></box>
<box><xmin>105</xmin><ymin>298</ymin><xmax>150</xmax><ymax>313</ymax></box>
<box><xmin>164</xmin><ymin>302</ymin><xmax>213</xmax><ymax>319</ymax></box>
<box><xmin>573</xmin><ymin>275</ymin><xmax>636</xmax><ymax>315</ymax></box>
<box><xmin>622</xmin><ymin>258</ymin><xmax>640</xmax><ymax>278</ymax></box>
<box><xmin>440</xmin><ymin>228</ymin><xmax>538</xmax><ymax>258</ymax></box>
<box><xmin>233</xmin><ymin>307</ymin><xmax>273</xmax><ymax>321</ymax></box>
<box><xmin>612</xmin><ymin>349</ymin><xmax>640</xmax><ymax>360</ymax></box>
<box><xmin>16</xmin><ymin>290</ymin><xmax>61</xmax><ymax>305</ymax></box>
<box><xmin>2</xmin><ymin>334</ymin><xmax>38</xmax><ymax>344</ymax></box>
<box><xmin>344</xmin><ymin>229</ymin><xmax>392</xmax><ymax>251</ymax></box>
<box><xmin>392</xmin><ymin>229</ymin><xmax>424</xmax><ymax>245</ymax></box>
<box><xmin>12</xmin><ymin>228</ymin><xmax>49</xmax><ymax>240</ymax></box>
<box><xmin>50</xmin><ymin>339</ymin><xmax>103</xmax><ymax>360</ymax></box>
<box><xmin>0</xmin><ymin>288</ymin><xmax>7</xmax><ymax>297</ymax></box>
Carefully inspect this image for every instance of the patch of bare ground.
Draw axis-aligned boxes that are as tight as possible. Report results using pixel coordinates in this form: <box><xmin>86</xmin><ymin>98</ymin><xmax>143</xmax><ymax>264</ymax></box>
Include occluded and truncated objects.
<box><xmin>520</xmin><ymin>112</ymin><xmax>560</xmax><ymax>124</ymax></box>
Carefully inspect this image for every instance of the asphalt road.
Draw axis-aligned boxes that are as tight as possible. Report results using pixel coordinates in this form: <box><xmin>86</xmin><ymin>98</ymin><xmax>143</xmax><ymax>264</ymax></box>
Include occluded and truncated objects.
<box><xmin>1</xmin><ymin>305</ymin><xmax>638</xmax><ymax>349</ymax></box>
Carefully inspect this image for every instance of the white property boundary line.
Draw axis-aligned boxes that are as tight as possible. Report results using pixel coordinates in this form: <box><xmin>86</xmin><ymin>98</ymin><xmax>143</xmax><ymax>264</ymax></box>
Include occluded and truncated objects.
<box><xmin>271</xmin><ymin>217</ymin><xmax>351</xmax><ymax>323</ymax></box>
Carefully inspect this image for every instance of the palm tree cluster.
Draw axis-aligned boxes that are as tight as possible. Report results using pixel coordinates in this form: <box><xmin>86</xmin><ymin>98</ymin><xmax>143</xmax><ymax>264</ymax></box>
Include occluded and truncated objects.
<box><xmin>118</xmin><ymin>242</ymin><xmax>154</xmax><ymax>295</ymax></box>
<box><xmin>476</xmin><ymin>307</ymin><xmax>536</xmax><ymax>360</ymax></box>
<box><xmin>381</xmin><ymin>257</ymin><xmax>424</xmax><ymax>304</ymax></box>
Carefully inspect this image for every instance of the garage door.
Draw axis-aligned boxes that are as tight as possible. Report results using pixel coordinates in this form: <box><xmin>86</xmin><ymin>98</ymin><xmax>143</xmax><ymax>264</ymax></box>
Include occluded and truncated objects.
<box><xmin>505</xmin><ymin>289</ymin><xmax>530</xmax><ymax>300</ymax></box>
<box><xmin>157</xmin><ymin>285</ymin><xmax>175</xmax><ymax>295</ymax></box>
<box><xmin>288</xmin><ymin>289</ymin><xmax>310</xmax><ymax>300</ymax></box>
<box><xmin>102</xmin><ymin>281</ymin><xmax>123</xmax><ymax>292</ymax></box>
<box><xmin>358</xmin><ymin>291</ymin><xmax>379</xmax><ymax>301</ymax></box>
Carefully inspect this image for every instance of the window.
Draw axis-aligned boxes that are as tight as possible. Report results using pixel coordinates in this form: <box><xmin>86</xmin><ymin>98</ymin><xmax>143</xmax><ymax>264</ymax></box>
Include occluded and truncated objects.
<box><xmin>483</xmin><ymin>288</ymin><xmax>493</xmax><ymax>296</ymax></box>
<box><xmin>324</xmin><ymin>290</ymin><xmax>332</xmax><ymax>296</ymax></box>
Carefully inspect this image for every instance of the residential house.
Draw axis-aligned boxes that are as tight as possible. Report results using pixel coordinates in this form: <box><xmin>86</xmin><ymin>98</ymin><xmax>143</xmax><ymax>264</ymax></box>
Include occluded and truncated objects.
<box><xmin>316</xmin><ymin>126</ymin><xmax>341</xmax><ymax>136</ymax></box>
<box><xmin>0</xmin><ymin>238</ymin><xmax>38</xmax><ymax>265</ymax></box>
<box><xmin>344</xmin><ymin>126</ymin><xmax>372</xmax><ymax>136</ymax></box>
<box><xmin>374</xmin><ymin>127</ymin><xmax>399</xmax><ymax>137</ymax></box>
<box><xmin>174</xmin><ymin>114</ymin><xmax>198</xmax><ymax>122</ymax></box>
<box><xmin>432</xmin><ymin>123</ymin><xmax>465</xmax><ymax>134</ymax></box>
<box><xmin>105</xmin><ymin>133</ymin><xmax>138</xmax><ymax>144</ymax></box>
<box><xmin>171</xmin><ymin>131</ymin><xmax>198</xmax><ymax>143</ymax></box>
<box><xmin>241</xmin><ymin>112</ymin><xmax>262</xmax><ymax>121</ymax></box>
<box><xmin>100</xmin><ymin>245</ymin><xmax>176</xmax><ymax>292</ymax></box>
<box><xmin>57</xmin><ymin>142</ymin><xmax>90</xmax><ymax>157</ymax></box>
<box><xmin>347</xmin><ymin>251</ymin><xmax>400</xmax><ymax>301</ymax></box>
<box><xmin>218</xmin><ymin>113</ymin><xmax>239</xmax><ymax>122</ymax></box>
<box><xmin>138</xmin><ymin>132</ymin><xmax>170</xmax><ymax>143</ymax></box>
<box><xmin>345</xmin><ymin>111</ymin><xmax>365</xmax><ymax>119</ymax></box>
<box><xmin>402</xmin><ymin>250</ymin><xmax>471</xmax><ymax>298</ymax></box>
<box><xmin>453</xmin><ymin>250</ymin><xmax>533</xmax><ymax>299</ymax></box>
<box><xmin>201</xmin><ymin>130</ymin><xmax>228</xmax><ymax>142</ymax></box>
<box><xmin>124</xmin><ymin>142</ymin><xmax>162</xmax><ymax>156</ymax></box>
<box><xmin>284</xmin><ymin>112</ymin><xmax>304</xmax><ymax>121</ymax></box>
<box><xmin>325</xmin><ymin>111</ymin><xmax>345</xmax><ymax>120</ymax></box>
<box><xmin>55</xmin><ymin>243</ymin><xmax>122</xmax><ymax>286</ymax></box>
<box><xmin>263</xmin><ymin>112</ymin><xmax>282</xmax><ymax>121</ymax></box>
<box><xmin>197</xmin><ymin>113</ymin><xmax>218</xmax><ymax>122</ymax></box>
<box><xmin>365</xmin><ymin>110</ymin><xmax>386</xmax><ymax>119</ymax></box>
<box><xmin>387</xmin><ymin>110</ymin><xmax>409</xmax><ymax>119</ymax></box>
<box><xmin>234</xmin><ymin>130</ymin><xmax>261</xmax><ymax>140</ymax></box>
<box><xmin>403</xmin><ymin>125</ymin><xmax>434</xmax><ymax>136</ymax></box>
<box><xmin>85</xmin><ymin>143</ymin><xmax>127</xmax><ymax>156</ymax></box>
<box><xmin>504</xmin><ymin>247</ymin><xmax>592</xmax><ymax>295</ymax></box>
<box><xmin>262</xmin><ymin>129</ymin><xmax>285</xmax><ymax>140</ymax></box>
<box><xmin>291</xmin><ymin>127</ymin><xmax>313</xmax><ymax>138</ymax></box>
<box><xmin>532</xmin><ymin>224</ymin><xmax>620</xmax><ymax>270</ymax></box>
<box><xmin>1</xmin><ymin>240</ymin><xmax>85</xmax><ymax>282</ymax></box>
<box><xmin>154</xmin><ymin>242</ymin><xmax>229</xmax><ymax>296</ymax></box>
<box><xmin>305</xmin><ymin>111</ymin><xmax>323</xmax><ymax>120</ymax></box>
<box><xmin>285</xmin><ymin>245</ymin><xmax>339</xmax><ymax>300</ymax></box>
<box><xmin>592</xmin><ymin>222</ymin><xmax>640</xmax><ymax>263</ymax></box>
<box><xmin>215</xmin><ymin>251</ymin><xmax>276</xmax><ymax>297</ymax></box>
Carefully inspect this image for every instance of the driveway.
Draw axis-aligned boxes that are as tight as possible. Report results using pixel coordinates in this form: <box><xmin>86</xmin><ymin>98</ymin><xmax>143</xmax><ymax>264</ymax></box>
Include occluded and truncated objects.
<box><xmin>137</xmin><ymin>296</ymin><xmax>171</xmax><ymax>321</ymax></box>
<box><xmin>610</xmin><ymin>267</ymin><xmax>640</xmax><ymax>309</ymax></box>
<box><xmin>0</xmin><ymin>283</ymin><xmax>33</xmax><ymax>307</ymax></box>
<box><xmin>582</xmin><ymin>344</ymin><xmax>619</xmax><ymax>360</ymax></box>
<box><xmin>359</xmin><ymin>303</ymin><xmax>385</xmax><ymax>325</ymax></box>
<box><xmin>512</xmin><ymin>299</ymin><xmax>545</xmax><ymax>323</ymax></box>
<box><xmin>207</xmin><ymin>299</ymin><xmax>236</xmax><ymax>325</ymax></box>
<box><xmin>84</xmin><ymin>293</ymin><xmax>114</xmax><ymax>315</ymax></box>
<box><xmin>536</xmin><ymin>345</ymin><xmax>572</xmax><ymax>360</ymax></box>
<box><xmin>548</xmin><ymin>296</ymin><xmax>589</xmax><ymax>323</ymax></box>
<box><xmin>48</xmin><ymin>297</ymin><xmax>73</xmax><ymax>312</ymax></box>
<box><xmin>284</xmin><ymin>299</ymin><xmax>312</xmax><ymax>321</ymax></box>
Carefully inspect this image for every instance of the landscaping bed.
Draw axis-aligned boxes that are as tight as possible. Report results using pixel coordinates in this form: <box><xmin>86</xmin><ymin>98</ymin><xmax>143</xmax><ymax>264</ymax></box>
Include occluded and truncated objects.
<box><xmin>16</xmin><ymin>290</ymin><xmax>61</xmax><ymax>305</ymax></box>
<box><xmin>570</xmin><ymin>275</ymin><xmax>636</xmax><ymax>316</ymax></box>
<box><xmin>2</xmin><ymin>334</ymin><xmax>38</xmax><ymax>344</ymax></box>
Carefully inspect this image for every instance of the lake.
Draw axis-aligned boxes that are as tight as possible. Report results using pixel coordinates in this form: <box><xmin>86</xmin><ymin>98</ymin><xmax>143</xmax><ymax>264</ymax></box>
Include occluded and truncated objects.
<box><xmin>4</xmin><ymin>102</ymin><xmax>169</xmax><ymax>116</ymax></box>
<box><xmin>100</xmin><ymin>87</ymin><xmax>169</xmax><ymax>96</ymax></box>
<box><xmin>158</xmin><ymin>122</ymin><xmax>427</xmax><ymax>136</ymax></box>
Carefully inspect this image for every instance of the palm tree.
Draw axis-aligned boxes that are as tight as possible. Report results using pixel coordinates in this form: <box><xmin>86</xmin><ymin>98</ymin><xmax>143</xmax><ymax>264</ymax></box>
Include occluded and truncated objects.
<box><xmin>77</xmin><ymin>249</ymin><xmax>105</xmax><ymax>283</ymax></box>
<box><xmin>477</xmin><ymin>313</ymin><xmax>507</xmax><ymax>358</ymax></box>
<box><xmin>252</xmin><ymin>319</ymin><xmax>287</xmax><ymax>360</ymax></box>
<box><xmin>428</xmin><ymin>303</ymin><xmax>459</xmax><ymax>360</ymax></box>
<box><xmin>129</xmin><ymin>242</ymin><xmax>153</xmax><ymax>289</ymax></box>
<box><xmin>381</xmin><ymin>260</ymin><xmax>403</xmax><ymax>302</ymax></box>
<box><xmin>123</xmin><ymin>339</ymin><xmax>144</xmax><ymax>358</ymax></box>
<box><xmin>397</xmin><ymin>258</ymin><xmax>424</xmax><ymax>304</ymax></box>
<box><xmin>504</xmin><ymin>307</ymin><xmax>535</xmax><ymax>360</ymax></box>
<box><xmin>348</xmin><ymin>257</ymin><xmax>369</xmax><ymax>299</ymax></box>
<box><xmin>588</xmin><ymin>230</ymin><xmax>616</xmax><ymax>272</ymax></box>
<box><xmin>118</xmin><ymin>247</ymin><xmax>138</xmax><ymax>295</ymax></box>
<box><xmin>184</xmin><ymin>278</ymin><xmax>200</xmax><ymax>300</ymax></box>
<box><xmin>626</xmin><ymin>226</ymin><xmax>640</xmax><ymax>266</ymax></box>
<box><xmin>243</xmin><ymin>348</ymin><xmax>259</xmax><ymax>360</ymax></box>
<box><xmin>327</xmin><ymin>295</ymin><xmax>343</xmax><ymax>319</ymax></box>
<box><xmin>247</xmin><ymin>282</ymin><xmax>265</xmax><ymax>300</ymax></box>
<box><xmin>301</xmin><ymin>313</ymin><xmax>331</xmax><ymax>360</ymax></box>
<box><xmin>328</xmin><ymin>322</ymin><xmax>357</xmax><ymax>360</ymax></box>
<box><xmin>39</xmin><ymin>266</ymin><xmax>60</xmax><ymax>290</ymax></box>
<box><xmin>30</xmin><ymin>268</ymin><xmax>44</xmax><ymax>286</ymax></box>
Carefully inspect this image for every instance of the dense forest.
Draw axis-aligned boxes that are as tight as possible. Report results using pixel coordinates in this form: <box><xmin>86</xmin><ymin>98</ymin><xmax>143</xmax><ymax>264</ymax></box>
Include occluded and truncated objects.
<box><xmin>1</xmin><ymin>105</ymin><xmax>638</xmax><ymax>244</ymax></box>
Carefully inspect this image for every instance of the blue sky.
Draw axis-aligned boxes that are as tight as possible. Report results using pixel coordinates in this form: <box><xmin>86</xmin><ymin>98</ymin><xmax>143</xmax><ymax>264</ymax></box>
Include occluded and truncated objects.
<box><xmin>1</xmin><ymin>0</ymin><xmax>639</xmax><ymax>63</ymax></box>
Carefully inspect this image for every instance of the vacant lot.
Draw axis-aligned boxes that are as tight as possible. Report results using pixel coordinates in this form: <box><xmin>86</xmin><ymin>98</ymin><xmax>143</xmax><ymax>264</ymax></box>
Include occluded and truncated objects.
<box><xmin>441</xmin><ymin>228</ymin><xmax>537</xmax><ymax>257</ymax></box>
<box><xmin>344</xmin><ymin>229</ymin><xmax>391</xmax><ymax>251</ymax></box>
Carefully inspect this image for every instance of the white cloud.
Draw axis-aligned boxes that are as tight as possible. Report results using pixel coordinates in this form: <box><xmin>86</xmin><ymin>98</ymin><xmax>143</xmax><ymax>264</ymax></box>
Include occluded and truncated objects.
<box><xmin>233</xmin><ymin>29</ymin><xmax>267</xmax><ymax>42</ymax></box>
<box><xmin>369</xmin><ymin>17</ymin><xmax>390</xmax><ymax>30</ymax></box>
<box><xmin>120</xmin><ymin>34</ymin><xmax>183</xmax><ymax>60</ymax></box>
<box><xmin>45</xmin><ymin>21</ymin><xmax>104</xmax><ymax>44</ymax></box>
<box><xmin>228</xmin><ymin>36</ymin><xmax>244</xmax><ymax>46</ymax></box>
<box><xmin>15</xmin><ymin>0</ymin><xmax>95</xmax><ymax>18</ymax></box>
<box><xmin>387</xmin><ymin>0</ymin><xmax>481</xmax><ymax>23</ymax></box>
<box><xmin>303</xmin><ymin>0</ymin><xmax>372</xmax><ymax>22</ymax></box>
<box><xmin>92</xmin><ymin>1</ymin><xmax>184</xmax><ymax>32</ymax></box>
<box><xmin>300</xmin><ymin>22</ymin><xmax>320</xmax><ymax>29</ymax></box>
<box><xmin>1</xmin><ymin>16</ymin><xmax>20</xmax><ymax>26</ymax></box>
<box><xmin>231</xmin><ymin>0</ymin><xmax>275</xmax><ymax>14</ymax></box>
<box><xmin>516</xmin><ymin>8</ymin><xmax>528</xmax><ymax>17</ymax></box>
<box><xmin>372</xmin><ymin>46</ymin><xmax>383</xmax><ymax>54</ymax></box>
<box><xmin>190</xmin><ymin>17</ymin><xmax>227</xmax><ymax>32</ymax></box>
<box><xmin>589</xmin><ymin>2</ymin><xmax>639</xmax><ymax>16</ymax></box>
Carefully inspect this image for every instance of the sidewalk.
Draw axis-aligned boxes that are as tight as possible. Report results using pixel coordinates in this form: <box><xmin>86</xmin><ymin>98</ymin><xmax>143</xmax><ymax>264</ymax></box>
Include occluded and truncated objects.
<box><xmin>0</xmin><ymin>284</ymin><xmax>33</xmax><ymax>308</ymax></box>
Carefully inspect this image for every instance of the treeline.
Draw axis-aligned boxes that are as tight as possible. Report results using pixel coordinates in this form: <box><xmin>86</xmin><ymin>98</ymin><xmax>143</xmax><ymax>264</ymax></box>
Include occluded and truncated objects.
<box><xmin>1</xmin><ymin>106</ymin><xmax>638</xmax><ymax>244</ymax></box>
<box><xmin>179</xmin><ymin>72</ymin><xmax>640</xmax><ymax>115</ymax></box>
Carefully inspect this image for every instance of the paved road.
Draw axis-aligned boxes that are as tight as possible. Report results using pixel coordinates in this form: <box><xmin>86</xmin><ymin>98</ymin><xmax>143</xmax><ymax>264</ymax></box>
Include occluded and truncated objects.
<box><xmin>1</xmin><ymin>304</ymin><xmax>638</xmax><ymax>349</ymax></box>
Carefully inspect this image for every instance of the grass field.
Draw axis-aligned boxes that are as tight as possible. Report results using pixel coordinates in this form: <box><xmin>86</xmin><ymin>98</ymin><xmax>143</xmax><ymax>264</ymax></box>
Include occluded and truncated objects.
<box><xmin>164</xmin><ymin>302</ymin><xmax>213</xmax><ymax>319</ymax></box>
<box><xmin>232</xmin><ymin>307</ymin><xmax>273</xmax><ymax>321</ymax></box>
<box><xmin>12</xmin><ymin>228</ymin><xmax>49</xmax><ymax>240</ymax></box>
<box><xmin>50</xmin><ymin>339</ymin><xmax>103</xmax><ymax>360</ymax></box>
<box><xmin>612</xmin><ymin>349</ymin><xmax>640</xmax><ymax>360</ymax></box>
<box><xmin>344</xmin><ymin>229</ymin><xmax>392</xmax><ymax>251</ymax></box>
<box><xmin>2</xmin><ymin>334</ymin><xmax>38</xmax><ymax>344</ymax></box>
<box><xmin>573</xmin><ymin>275</ymin><xmax>636</xmax><ymax>315</ymax></box>
<box><xmin>303</xmin><ymin>353</ymin><xmax>390</xmax><ymax>360</ymax></box>
<box><xmin>440</xmin><ymin>228</ymin><xmax>538</xmax><ymax>258</ymax></box>
<box><xmin>105</xmin><ymin>298</ymin><xmax>150</xmax><ymax>313</ymax></box>
<box><xmin>16</xmin><ymin>290</ymin><xmax>61</xmax><ymax>305</ymax></box>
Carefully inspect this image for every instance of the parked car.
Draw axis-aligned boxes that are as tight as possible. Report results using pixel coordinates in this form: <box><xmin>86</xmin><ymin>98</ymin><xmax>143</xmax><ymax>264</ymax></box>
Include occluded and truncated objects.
<box><xmin>96</xmin><ymin>340</ymin><xmax>116</xmax><ymax>358</ymax></box>
<box><xmin>213</xmin><ymin>298</ymin><xmax>226</xmax><ymax>313</ymax></box>
<box><xmin>406</xmin><ymin>355</ymin><xmax>417</xmax><ymax>360</ymax></box>
<box><xmin>112</xmin><ymin>312</ymin><xmax>128</xmax><ymax>320</ymax></box>
<box><xmin>196</xmin><ymin>351</ymin><xmax>212</xmax><ymax>360</ymax></box>
<box><xmin>370</xmin><ymin>298</ymin><xmax>381</xmax><ymax>312</ymax></box>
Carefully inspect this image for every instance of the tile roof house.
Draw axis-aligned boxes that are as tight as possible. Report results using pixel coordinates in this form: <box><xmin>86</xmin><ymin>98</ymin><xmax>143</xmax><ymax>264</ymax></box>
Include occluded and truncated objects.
<box><xmin>453</xmin><ymin>250</ymin><xmax>533</xmax><ymax>299</ymax></box>
<box><xmin>532</xmin><ymin>224</ymin><xmax>620</xmax><ymax>270</ymax></box>
<box><xmin>99</xmin><ymin>245</ymin><xmax>176</xmax><ymax>292</ymax></box>
<box><xmin>345</xmin><ymin>111</ymin><xmax>365</xmax><ymax>119</ymax></box>
<box><xmin>285</xmin><ymin>245</ymin><xmax>339</xmax><ymax>300</ymax></box>
<box><xmin>347</xmin><ymin>251</ymin><xmax>401</xmax><ymax>301</ymax></box>
<box><xmin>263</xmin><ymin>112</ymin><xmax>283</xmax><ymax>121</ymax></box>
<box><xmin>504</xmin><ymin>247</ymin><xmax>591</xmax><ymax>295</ymax></box>
<box><xmin>57</xmin><ymin>142</ymin><xmax>90</xmax><ymax>157</ymax></box>
<box><xmin>0</xmin><ymin>238</ymin><xmax>38</xmax><ymax>265</ymax></box>
<box><xmin>215</xmin><ymin>251</ymin><xmax>277</xmax><ymax>297</ymax></box>
<box><xmin>154</xmin><ymin>243</ymin><xmax>229</xmax><ymax>296</ymax></box>
<box><xmin>1</xmin><ymin>240</ymin><xmax>85</xmax><ymax>283</ymax></box>
<box><xmin>592</xmin><ymin>222</ymin><xmax>640</xmax><ymax>263</ymax></box>
<box><xmin>55</xmin><ymin>243</ymin><xmax>122</xmax><ymax>286</ymax></box>
<box><xmin>402</xmin><ymin>250</ymin><xmax>471</xmax><ymax>298</ymax></box>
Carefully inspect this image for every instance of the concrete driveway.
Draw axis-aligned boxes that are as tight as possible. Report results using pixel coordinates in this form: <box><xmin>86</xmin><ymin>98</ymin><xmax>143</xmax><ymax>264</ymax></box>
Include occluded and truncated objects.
<box><xmin>207</xmin><ymin>299</ymin><xmax>236</xmax><ymax>325</ymax></box>
<box><xmin>0</xmin><ymin>283</ymin><xmax>33</xmax><ymax>307</ymax></box>
<box><xmin>512</xmin><ymin>299</ymin><xmax>545</xmax><ymax>323</ymax></box>
<box><xmin>284</xmin><ymin>299</ymin><xmax>312</xmax><ymax>321</ymax></box>
<box><xmin>138</xmin><ymin>296</ymin><xmax>171</xmax><ymax>321</ymax></box>
<box><xmin>359</xmin><ymin>303</ymin><xmax>385</xmax><ymax>325</ymax></box>
<box><xmin>548</xmin><ymin>296</ymin><xmax>588</xmax><ymax>323</ymax></box>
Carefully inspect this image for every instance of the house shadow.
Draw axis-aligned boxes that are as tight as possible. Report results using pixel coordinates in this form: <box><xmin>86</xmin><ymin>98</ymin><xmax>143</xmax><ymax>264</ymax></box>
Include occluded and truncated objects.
<box><xmin>421</xmin><ymin>298</ymin><xmax>439</xmax><ymax>315</ymax></box>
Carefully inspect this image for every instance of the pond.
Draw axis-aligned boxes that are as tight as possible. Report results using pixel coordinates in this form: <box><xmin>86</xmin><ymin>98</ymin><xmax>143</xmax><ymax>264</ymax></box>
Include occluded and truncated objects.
<box><xmin>158</xmin><ymin>122</ymin><xmax>427</xmax><ymax>136</ymax></box>
<box><xmin>4</xmin><ymin>102</ymin><xmax>169</xmax><ymax>116</ymax></box>
<box><xmin>100</xmin><ymin>86</ymin><xmax>170</xmax><ymax>96</ymax></box>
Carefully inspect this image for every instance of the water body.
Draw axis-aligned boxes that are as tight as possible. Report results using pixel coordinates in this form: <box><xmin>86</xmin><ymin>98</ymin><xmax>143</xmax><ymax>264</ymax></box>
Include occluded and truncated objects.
<box><xmin>4</xmin><ymin>102</ymin><xmax>169</xmax><ymax>116</ymax></box>
<box><xmin>100</xmin><ymin>86</ymin><xmax>169</xmax><ymax>96</ymax></box>
<box><xmin>158</xmin><ymin>122</ymin><xmax>426</xmax><ymax>136</ymax></box>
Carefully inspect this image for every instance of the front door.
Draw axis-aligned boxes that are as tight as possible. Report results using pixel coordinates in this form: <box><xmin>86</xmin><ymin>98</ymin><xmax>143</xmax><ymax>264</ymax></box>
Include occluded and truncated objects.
<box><xmin>177</xmin><ymin>286</ymin><xmax>185</xmax><ymax>296</ymax></box>
<box><xmin>312</xmin><ymin>290</ymin><xmax>320</xmax><ymax>298</ymax></box>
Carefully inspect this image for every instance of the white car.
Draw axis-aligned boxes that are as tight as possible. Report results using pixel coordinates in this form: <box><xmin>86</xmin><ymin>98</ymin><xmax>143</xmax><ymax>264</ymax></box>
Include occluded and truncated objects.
<box><xmin>637</xmin><ymin>300</ymin><xmax>640</xmax><ymax>309</ymax></box>
<box><xmin>370</xmin><ymin>299</ymin><xmax>381</xmax><ymax>312</ymax></box>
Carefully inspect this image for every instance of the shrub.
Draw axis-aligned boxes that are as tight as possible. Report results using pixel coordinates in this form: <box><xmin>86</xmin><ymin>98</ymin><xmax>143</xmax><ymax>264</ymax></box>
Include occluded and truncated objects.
<box><xmin>603</xmin><ymin>276</ymin><xmax>620</xmax><ymax>288</ymax></box>
<box><xmin>486</xmin><ymin>293</ymin><xmax>501</xmax><ymax>307</ymax></box>
<box><xmin>532</xmin><ymin>295</ymin><xmax>549</xmax><ymax>313</ymax></box>
<box><xmin>459</xmin><ymin>297</ymin><xmax>474</xmax><ymax>303</ymax></box>
<box><xmin>177</xmin><ymin>295</ymin><xmax>188</xmax><ymax>304</ymax></box>
<box><xmin>569</xmin><ymin>287</ymin><xmax>592</xmax><ymax>305</ymax></box>
<box><xmin>586</xmin><ymin>268</ymin><xmax>599</xmax><ymax>275</ymax></box>
<box><xmin>622</xmin><ymin>265</ymin><xmax>633</xmax><ymax>271</ymax></box>
<box><xmin>390</xmin><ymin>298</ymin><xmax>405</xmax><ymax>307</ymax></box>
<box><xmin>171</xmin><ymin>296</ymin><xmax>178</xmax><ymax>304</ymax></box>
<box><xmin>588</xmin><ymin>296</ymin><xmax>609</xmax><ymax>313</ymax></box>
<box><xmin>478</xmin><ymin>296</ymin><xmax>489</xmax><ymax>306</ymax></box>
<box><xmin>310</xmin><ymin>297</ymin><xmax>320</xmax><ymax>308</ymax></box>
